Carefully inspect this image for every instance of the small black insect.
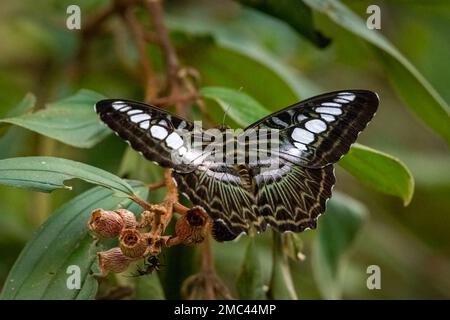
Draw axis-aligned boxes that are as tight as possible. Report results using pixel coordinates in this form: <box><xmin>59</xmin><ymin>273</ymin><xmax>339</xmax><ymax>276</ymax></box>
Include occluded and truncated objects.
<box><xmin>129</xmin><ymin>256</ymin><xmax>162</xmax><ymax>277</ymax></box>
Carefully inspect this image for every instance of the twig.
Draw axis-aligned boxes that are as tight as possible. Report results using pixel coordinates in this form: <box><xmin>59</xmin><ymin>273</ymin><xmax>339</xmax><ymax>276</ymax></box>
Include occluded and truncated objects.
<box><xmin>151</xmin><ymin>92</ymin><xmax>199</xmax><ymax>107</ymax></box>
<box><xmin>173</xmin><ymin>202</ymin><xmax>190</xmax><ymax>215</ymax></box>
<box><xmin>130</xmin><ymin>194</ymin><xmax>153</xmax><ymax>211</ymax></box>
<box><xmin>71</xmin><ymin>0</ymin><xmax>137</xmax><ymax>77</ymax></box>
<box><xmin>121</xmin><ymin>7</ymin><xmax>159</xmax><ymax>102</ymax></box>
<box><xmin>144</xmin><ymin>0</ymin><xmax>189</xmax><ymax>116</ymax></box>
<box><xmin>158</xmin><ymin>169</ymin><xmax>178</xmax><ymax>232</ymax></box>
<box><xmin>148</xmin><ymin>180</ymin><xmax>165</xmax><ymax>191</ymax></box>
<box><xmin>144</xmin><ymin>0</ymin><xmax>180</xmax><ymax>90</ymax></box>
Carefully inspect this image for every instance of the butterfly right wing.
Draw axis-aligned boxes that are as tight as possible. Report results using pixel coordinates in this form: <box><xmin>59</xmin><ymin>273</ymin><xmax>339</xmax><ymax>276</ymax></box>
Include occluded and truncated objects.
<box><xmin>245</xmin><ymin>90</ymin><xmax>378</xmax><ymax>168</ymax></box>
<box><xmin>172</xmin><ymin>164</ymin><xmax>265</xmax><ymax>242</ymax></box>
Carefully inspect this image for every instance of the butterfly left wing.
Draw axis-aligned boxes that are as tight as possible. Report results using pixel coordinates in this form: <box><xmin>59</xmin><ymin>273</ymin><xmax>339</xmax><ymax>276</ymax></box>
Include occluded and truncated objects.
<box><xmin>96</xmin><ymin>99</ymin><xmax>201</xmax><ymax>173</ymax></box>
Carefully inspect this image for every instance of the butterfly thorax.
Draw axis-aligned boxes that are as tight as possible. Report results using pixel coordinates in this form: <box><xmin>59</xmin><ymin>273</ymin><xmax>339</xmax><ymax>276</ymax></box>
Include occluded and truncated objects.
<box><xmin>234</xmin><ymin>163</ymin><xmax>255</xmax><ymax>193</ymax></box>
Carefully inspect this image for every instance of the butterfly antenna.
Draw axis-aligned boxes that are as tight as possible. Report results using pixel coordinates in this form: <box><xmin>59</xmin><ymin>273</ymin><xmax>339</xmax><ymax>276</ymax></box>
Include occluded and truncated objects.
<box><xmin>222</xmin><ymin>104</ymin><xmax>232</xmax><ymax>128</ymax></box>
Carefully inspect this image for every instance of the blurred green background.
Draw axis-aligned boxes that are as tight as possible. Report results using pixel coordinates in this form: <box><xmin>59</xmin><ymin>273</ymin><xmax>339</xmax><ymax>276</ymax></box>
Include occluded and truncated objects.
<box><xmin>0</xmin><ymin>0</ymin><xmax>449</xmax><ymax>299</ymax></box>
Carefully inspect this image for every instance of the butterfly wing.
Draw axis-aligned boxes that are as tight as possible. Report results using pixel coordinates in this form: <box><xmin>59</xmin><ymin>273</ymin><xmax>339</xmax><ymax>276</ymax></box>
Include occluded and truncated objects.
<box><xmin>97</xmin><ymin>90</ymin><xmax>378</xmax><ymax>241</ymax></box>
<box><xmin>96</xmin><ymin>99</ymin><xmax>201</xmax><ymax>172</ymax></box>
<box><xmin>244</xmin><ymin>90</ymin><xmax>377</xmax><ymax>234</ymax></box>
<box><xmin>172</xmin><ymin>163</ymin><xmax>267</xmax><ymax>242</ymax></box>
<box><xmin>245</xmin><ymin>90</ymin><xmax>378</xmax><ymax>168</ymax></box>
<box><xmin>253</xmin><ymin>163</ymin><xmax>335</xmax><ymax>233</ymax></box>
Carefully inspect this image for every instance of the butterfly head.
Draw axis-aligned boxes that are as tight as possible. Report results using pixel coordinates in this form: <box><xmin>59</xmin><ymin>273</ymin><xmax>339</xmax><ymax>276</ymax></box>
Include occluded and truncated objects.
<box><xmin>214</xmin><ymin>124</ymin><xmax>231</xmax><ymax>131</ymax></box>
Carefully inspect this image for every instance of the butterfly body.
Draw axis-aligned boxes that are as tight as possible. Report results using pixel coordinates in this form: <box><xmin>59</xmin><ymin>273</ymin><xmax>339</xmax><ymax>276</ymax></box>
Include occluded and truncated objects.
<box><xmin>96</xmin><ymin>90</ymin><xmax>378</xmax><ymax>241</ymax></box>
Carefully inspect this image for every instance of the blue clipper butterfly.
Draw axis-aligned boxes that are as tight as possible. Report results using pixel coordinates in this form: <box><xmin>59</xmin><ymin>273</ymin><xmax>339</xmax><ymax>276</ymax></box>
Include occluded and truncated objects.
<box><xmin>95</xmin><ymin>90</ymin><xmax>378</xmax><ymax>241</ymax></box>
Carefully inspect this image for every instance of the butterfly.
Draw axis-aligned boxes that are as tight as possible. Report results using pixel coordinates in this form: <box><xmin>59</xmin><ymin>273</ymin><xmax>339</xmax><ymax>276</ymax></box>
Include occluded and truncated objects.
<box><xmin>95</xmin><ymin>90</ymin><xmax>378</xmax><ymax>241</ymax></box>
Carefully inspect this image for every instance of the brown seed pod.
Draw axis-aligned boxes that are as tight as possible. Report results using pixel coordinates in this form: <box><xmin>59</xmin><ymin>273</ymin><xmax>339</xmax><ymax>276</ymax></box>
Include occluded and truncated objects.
<box><xmin>174</xmin><ymin>216</ymin><xmax>192</xmax><ymax>243</ymax></box>
<box><xmin>175</xmin><ymin>206</ymin><xmax>210</xmax><ymax>245</ymax></box>
<box><xmin>88</xmin><ymin>208</ymin><xmax>124</xmax><ymax>239</ymax></box>
<box><xmin>186</xmin><ymin>206</ymin><xmax>208</xmax><ymax>227</ymax></box>
<box><xmin>114</xmin><ymin>209</ymin><xmax>137</xmax><ymax>229</ymax></box>
<box><xmin>97</xmin><ymin>247</ymin><xmax>132</xmax><ymax>275</ymax></box>
<box><xmin>119</xmin><ymin>228</ymin><xmax>148</xmax><ymax>258</ymax></box>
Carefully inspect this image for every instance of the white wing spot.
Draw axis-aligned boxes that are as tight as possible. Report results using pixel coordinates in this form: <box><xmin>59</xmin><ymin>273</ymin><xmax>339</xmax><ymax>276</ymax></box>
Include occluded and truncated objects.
<box><xmin>338</xmin><ymin>92</ymin><xmax>356</xmax><ymax>101</ymax></box>
<box><xmin>127</xmin><ymin>109</ymin><xmax>142</xmax><ymax>115</ymax></box>
<box><xmin>165</xmin><ymin>132</ymin><xmax>184</xmax><ymax>149</ymax></box>
<box><xmin>305</xmin><ymin>119</ymin><xmax>327</xmax><ymax>133</ymax></box>
<box><xmin>321</xmin><ymin>102</ymin><xmax>341</xmax><ymax>107</ymax></box>
<box><xmin>321</xmin><ymin>114</ymin><xmax>336</xmax><ymax>122</ymax></box>
<box><xmin>297</xmin><ymin>114</ymin><xmax>307</xmax><ymax>122</ymax></box>
<box><xmin>159</xmin><ymin>119</ymin><xmax>168</xmax><ymax>126</ymax></box>
<box><xmin>334</xmin><ymin>98</ymin><xmax>349</xmax><ymax>104</ymax></box>
<box><xmin>139</xmin><ymin>120</ymin><xmax>150</xmax><ymax>129</ymax></box>
<box><xmin>150</xmin><ymin>125</ymin><xmax>168</xmax><ymax>140</ymax></box>
<box><xmin>130</xmin><ymin>113</ymin><xmax>151</xmax><ymax>123</ymax></box>
<box><xmin>272</xmin><ymin>117</ymin><xmax>289</xmax><ymax>128</ymax></box>
<box><xmin>294</xmin><ymin>142</ymin><xmax>307</xmax><ymax>151</ymax></box>
<box><xmin>184</xmin><ymin>149</ymin><xmax>202</xmax><ymax>162</ymax></box>
<box><xmin>287</xmin><ymin>147</ymin><xmax>302</xmax><ymax>156</ymax></box>
<box><xmin>112</xmin><ymin>101</ymin><xmax>127</xmax><ymax>110</ymax></box>
<box><xmin>178</xmin><ymin>146</ymin><xmax>187</xmax><ymax>156</ymax></box>
<box><xmin>291</xmin><ymin>128</ymin><xmax>315</xmax><ymax>144</ymax></box>
<box><xmin>316</xmin><ymin>107</ymin><xmax>342</xmax><ymax>115</ymax></box>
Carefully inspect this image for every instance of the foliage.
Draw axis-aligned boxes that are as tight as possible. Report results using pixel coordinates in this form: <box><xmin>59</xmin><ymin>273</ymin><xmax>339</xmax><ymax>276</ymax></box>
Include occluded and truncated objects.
<box><xmin>0</xmin><ymin>0</ymin><xmax>448</xmax><ymax>300</ymax></box>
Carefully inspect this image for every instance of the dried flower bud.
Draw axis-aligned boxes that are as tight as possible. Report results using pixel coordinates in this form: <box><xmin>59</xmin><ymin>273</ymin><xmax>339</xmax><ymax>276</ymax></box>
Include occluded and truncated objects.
<box><xmin>175</xmin><ymin>216</ymin><xmax>192</xmax><ymax>242</ymax></box>
<box><xmin>119</xmin><ymin>228</ymin><xmax>147</xmax><ymax>258</ymax></box>
<box><xmin>175</xmin><ymin>206</ymin><xmax>209</xmax><ymax>245</ymax></box>
<box><xmin>98</xmin><ymin>247</ymin><xmax>132</xmax><ymax>275</ymax></box>
<box><xmin>186</xmin><ymin>206</ymin><xmax>208</xmax><ymax>227</ymax></box>
<box><xmin>114</xmin><ymin>209</ymin><xmax>137</xmax><ymax>229</ymax></box>
<box><xmin>88</xmin><ymin>208</ymin><xmax>124</xmax><ymax>238</ymax></box>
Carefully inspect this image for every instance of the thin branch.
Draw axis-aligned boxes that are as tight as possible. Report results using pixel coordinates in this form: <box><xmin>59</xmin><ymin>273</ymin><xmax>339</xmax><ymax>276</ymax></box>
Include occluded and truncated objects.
<box><xmin>144</xmin><ymin>0</ymin><xmax>190</xmax><ymax>116</ymax></box>
<box><xmin>148</xmin><ymin>180</ymin><xmax>165</xmax><ymax>191</ymax></box>
<box><xmin>121</xmin><ymin>7</ymin><xmax>159</xmax><ymax>102</ymax></box>
<box><xmin>144</xmin><ymin>0</ymin><xmax>181</xmax><ymax>88</ymax></box>
<box><xmin>151</xmin><ymin>92</ymin><xmax>198</xmax><ymax>107</ymax></box>
<box><xmin>173</xmin><ymin>202</ymin><xmax>190</xmax><ymax>215</ymax></box>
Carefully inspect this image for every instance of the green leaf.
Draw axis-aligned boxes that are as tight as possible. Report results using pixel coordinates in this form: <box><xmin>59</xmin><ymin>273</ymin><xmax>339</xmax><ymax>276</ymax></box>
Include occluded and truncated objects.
<box><xmin>200</xmin><ymin>86</ymin><xmax>268</xmax><ymax>127</ymax></box>
<box><xmin>312</xmin><ymin>192</ymin><xmax>367</xmax><ymax>299</ymax></box>
<box><xmin>268</xmin><ymin>232</ymin><xmax>298</xmax><ymax>300</ymax></box>
<box><xmin>134</xmin><ymin>275</ymin><xmax>166</xmax><ymax>300</ymax></box>
<box><xmin>5</xmin><ymin>93</ymin><xmax>36</xmax><ymax>118</ymax></box>
<box><xmin>0</xmin><ymin>181</ymin><xmax>148</xmax><ymax>300</ymax></box>
<box><xmin>0</xmin><ymin>89</ymin><xmax>110</xmax><ymax>148</ymax></box>
<box><xmin>169</xmin><ymin>10</ymin><xmax>319</xmax><ymax>104</ymax></box>
<box><xmin>340</xmin><ymin>144</ymin><xmax>414</xmax><ymax>206</ymax></box>
<box><xmin>303</xmin><ymin>0</ymin><xmax>450</xmax><ymax>144</ymax></box>
<box><xmin>237</xmin><ymin>0</ymin><xmax>330</xmax><ymax>48</ymax></box>
<box><xmin>236</xmin><ymin>238</ymin><xmax>266</xmax><ymax>299</ymax></box>
<box><xmin>0</xmin><ymin>93</ymin><xmax>36</xmax><ymax>157</ymax></box>
<box><xmin>0</xmin><ymin>156</ymin><xmax>135</xmax><ymax>196</ymax></box>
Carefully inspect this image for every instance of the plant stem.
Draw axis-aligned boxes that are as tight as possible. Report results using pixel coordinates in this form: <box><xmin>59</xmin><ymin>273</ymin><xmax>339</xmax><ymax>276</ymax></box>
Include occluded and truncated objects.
<box><xmin>269</xmin><ymin>232</ymin><xmax>299</xmax><ymax>300</ymax></box>
<box><xmin>122</xmin><ymin>6</ymin><xmax>159</xmax><ymax>102</ymax></box>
